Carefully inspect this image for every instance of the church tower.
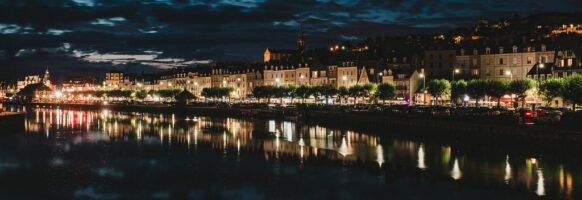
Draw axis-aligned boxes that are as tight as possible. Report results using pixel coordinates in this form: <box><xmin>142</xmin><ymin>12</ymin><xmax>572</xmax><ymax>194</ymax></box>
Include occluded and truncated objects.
<box><xmin>43</xmin><ymin>67</ymin><xmax>51</xmax><ymax>88</ymax></box>
<box><xmin>297</xmin><ymin>23</ymin><xmax>305</xmax><ymax>54</ymax></box>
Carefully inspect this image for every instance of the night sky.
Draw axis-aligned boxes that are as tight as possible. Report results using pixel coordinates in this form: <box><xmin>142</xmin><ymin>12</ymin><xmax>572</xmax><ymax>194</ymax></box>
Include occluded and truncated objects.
<box><xmin>1</xmin><ymin>0</ymin><xmax>581</xmax><ymax>80</ymax></box>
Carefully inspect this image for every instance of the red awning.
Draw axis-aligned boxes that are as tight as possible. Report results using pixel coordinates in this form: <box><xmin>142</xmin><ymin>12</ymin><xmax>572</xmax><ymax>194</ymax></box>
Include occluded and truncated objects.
<box><xmin>490</xmin><ymin>98</ymin><xmax>513</xmax><ymax>102</ymax></box>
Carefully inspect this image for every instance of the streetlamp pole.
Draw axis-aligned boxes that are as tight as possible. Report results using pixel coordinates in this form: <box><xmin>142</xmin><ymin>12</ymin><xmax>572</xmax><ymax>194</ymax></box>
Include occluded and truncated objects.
<box><xmin>505</xmin><ymin>70</ymin><xmax>512</xmax><ymax>81</ymax></box>
<box><xmin>420</xmin><ymin>73</ymin><xmax>426</xmax><ymax>105</ymax></box>
<box><xmin>452</xmin><ymin>69</ymin><xmax>459</xmax><ymax>82</ymax></box>
<box><xmin>537</xmin><ymin>63</ymin><xmax>544</xmax><ymax>83</ymax></box>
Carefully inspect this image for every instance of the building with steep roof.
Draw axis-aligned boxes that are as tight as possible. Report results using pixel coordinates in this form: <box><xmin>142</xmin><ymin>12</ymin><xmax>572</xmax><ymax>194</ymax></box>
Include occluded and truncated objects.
<box><xmin>264</xmin><ymin>24</ymin><xmax>306</xmax><ymax>63</ymax></box>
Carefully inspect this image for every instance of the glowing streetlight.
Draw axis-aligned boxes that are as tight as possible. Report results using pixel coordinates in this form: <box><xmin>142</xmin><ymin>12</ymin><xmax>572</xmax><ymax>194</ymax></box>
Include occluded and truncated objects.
<box><xmin>537</xmin><ymin>63</ymin><xmax>544</xmax><ymax>82</ymax></box>
<box><xmin>505</xmin><ymin>70</ymin><xmax>513</xmax><ymax>81</ymax></box>
<box><xmin>453</xmin><ymin>68</ymin><xmax>460</xmax><ymax>82</ymax></box>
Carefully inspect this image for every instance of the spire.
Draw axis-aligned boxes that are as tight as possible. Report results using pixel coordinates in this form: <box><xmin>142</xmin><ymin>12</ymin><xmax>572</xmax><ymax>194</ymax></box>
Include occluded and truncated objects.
<box><xmin>297</xmin><ymin>23</ymin><xmax>305</xmax><ymax>53</ymax></box>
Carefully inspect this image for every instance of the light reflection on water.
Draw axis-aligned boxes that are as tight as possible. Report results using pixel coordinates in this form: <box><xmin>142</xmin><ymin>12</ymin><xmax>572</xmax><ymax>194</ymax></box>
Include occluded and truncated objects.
<box><xmin>2</xmin><ymin>107</ymin><xmax>580</xmax><ymax>199</ymax></box>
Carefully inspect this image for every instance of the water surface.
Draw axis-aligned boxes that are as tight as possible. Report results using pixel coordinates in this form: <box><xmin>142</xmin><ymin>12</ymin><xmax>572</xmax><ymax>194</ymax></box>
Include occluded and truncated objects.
<box><xmin>0</xmin><ymin>106</ymin><xmax>578</xmax><ymax>199</ymax></box>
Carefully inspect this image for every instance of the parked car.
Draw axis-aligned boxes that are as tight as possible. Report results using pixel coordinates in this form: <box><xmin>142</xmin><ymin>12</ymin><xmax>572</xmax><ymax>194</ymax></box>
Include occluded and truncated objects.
<box><xmin>535</xmin><ymin>110</ymin><xmax>562</xmax><ymax>124</ymax></box>
<box><xmin>517</xmin><ymin>109</ymin><xmax>535</xmax><ymax>125</ymax></box>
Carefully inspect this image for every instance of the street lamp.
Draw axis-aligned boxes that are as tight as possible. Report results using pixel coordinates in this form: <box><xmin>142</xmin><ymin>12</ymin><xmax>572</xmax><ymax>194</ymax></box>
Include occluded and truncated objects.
<box><xmin>505</xmin><ymin>70</ymin><xmax>512</xmax><ymax>81</ymax></box>
<box><xmin>419</xmin><ymin>73</ymin><xmax>426</xmax><ymax>105</ymax></box>
<box><xmin>378</xmin><ymin>72</ymin><xmax>383</xmax><ymax>83</ymax></box>
<box><xmin>453</xmin><ymin>69</ymin><xmax>460</xmax><ymax>82</ymax></box>
<box><xmin>537</xmin><ymin>63</ymin><xmax>544</xmax><ymax>83</ymax></box>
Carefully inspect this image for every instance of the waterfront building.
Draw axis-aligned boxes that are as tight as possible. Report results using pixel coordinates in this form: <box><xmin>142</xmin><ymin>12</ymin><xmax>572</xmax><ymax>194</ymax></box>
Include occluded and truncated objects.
<box><xmin>336</xmin><ymin>62</ymin><xmax>358</xmax><ymax>88</ymax></box>
<box><xmin>61</xmin><ymin>76</ymin><xmax>102</xmax><ymax>92</ymax></box>
<box><xmin>424</xmin><ymin>49</ymin><xmax>457</xmax><ymax>77</ymax></box>
<box><xmin>457</xmin><ymin>44</ymin><xmax>554</xmax><ymax>80</ymax></box>
<box><xmin>0</xmin><ymin>81</ymin><xmax>17</xmax><ymax>97</ymax></box>
<box><xmin>309</xmin><ymin>67</ymin><xmax>329</xmax><ymax>85</ymax></box>
<box><xmin>104</xmin><ymin>70</ymin><xmax>123</xmax><ymax>90</ymax></box>
<box><xmin>552</xmin><ymin>48</ymin><xmax>582</xmax><ymax>79</ymax></box>
<box><xmin>185</xmin><ymin>72</ymin><xmax>211</xmax><ymax>97</ymax></box>
<box><xmin>211</xmin><ymin>67</ymin><xmax>261</xmax><ymax>98</ymax></box>
<box><xmin>455</xmin><ymin>48</ymin><xmax>482</xmax><ymax>78</ymax></box>
<box><xmin>395</xmin><ymin>68</ymin><xmax>423</xmax><ymax>104</ymax></box>
<box><xmin>16</xmin><ymin>83</ymin><xmax>53</xmax><ymax>101</ymax></box>
<box><xmin>17</xmin><ymin>68</ymin><xmax>52</xmax><ymax>90</ymax></box>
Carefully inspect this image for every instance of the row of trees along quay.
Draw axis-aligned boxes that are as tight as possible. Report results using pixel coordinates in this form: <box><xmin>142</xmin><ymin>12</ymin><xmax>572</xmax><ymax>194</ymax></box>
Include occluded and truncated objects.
<box><xmin>446</xmin><ymin>74</ymin><xmax>582</xmax><ymax>109</ymax></box>
<box><xmin>251</xmin><ymin>83</ymin><xmax>396</xmax><ymax>104</ymax></box>
<box><xmin>64</xmin><ymin>75</ymin><xmax>582</xmax><ymax>109</ymax></box>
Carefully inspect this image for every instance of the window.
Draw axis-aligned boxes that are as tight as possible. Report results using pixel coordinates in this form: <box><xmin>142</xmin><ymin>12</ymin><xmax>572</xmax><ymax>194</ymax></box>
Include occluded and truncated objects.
<box><xmin>472</xmin><ymin>58</ymin><xmax>477</xmax><ymax>65</ymax></box>
<box><xmin>513</xmin><ymin>58</ymin><xmax>518</xmax><ymax>65</ymax></box>
<box><xmin>568</xmin><ymin>59</ymin><xmax>573</xmax><ymax>67</ymax></box>
<box><xmin>527</xmin><ymin>57</ymin><xmax>533</xmax><ymax>64</ymax></box>
<box><xmin>499</xmin><ymin>58</ymin><xmax>504</xmax><ymax>64</ymax></box>
<box><xmin>472</xmin><ymin>69</ymin><xmax>479</xmax><ymax>76</ymax></box>
<box><xmin>541</xmin><ymin>56</ymin><xmax>547</xmax><ymax>63</ymax></box>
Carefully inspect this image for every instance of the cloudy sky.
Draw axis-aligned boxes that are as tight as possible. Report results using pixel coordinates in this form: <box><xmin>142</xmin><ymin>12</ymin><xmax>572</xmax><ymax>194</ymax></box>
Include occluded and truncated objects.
<box><xmin>0</xmin><ymin>0</ymin><xmax>581</xmax><ymax>80</ymax></box>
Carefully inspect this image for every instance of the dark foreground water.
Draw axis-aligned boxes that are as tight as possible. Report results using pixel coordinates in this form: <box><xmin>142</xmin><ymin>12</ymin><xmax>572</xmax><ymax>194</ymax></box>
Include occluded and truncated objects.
<box><xmin>0</xmin><ymin>106</ymin><xmax>579</xmax><ymax>199</ymax></box>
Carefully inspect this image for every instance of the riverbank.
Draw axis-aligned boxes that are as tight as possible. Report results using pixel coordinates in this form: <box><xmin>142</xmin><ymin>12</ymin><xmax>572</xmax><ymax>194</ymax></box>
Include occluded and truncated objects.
<box><xmin>19</xmin><ymin>102</ymin><xmax>582</xmax><ymax>145</ymax></box>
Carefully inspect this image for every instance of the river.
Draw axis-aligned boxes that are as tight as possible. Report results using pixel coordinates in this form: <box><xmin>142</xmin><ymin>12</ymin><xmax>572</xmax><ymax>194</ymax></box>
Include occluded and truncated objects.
<box><xmin>0</xmin><ymin>106</ymin><xmax>578</xmax><ymax>199</ymax></box>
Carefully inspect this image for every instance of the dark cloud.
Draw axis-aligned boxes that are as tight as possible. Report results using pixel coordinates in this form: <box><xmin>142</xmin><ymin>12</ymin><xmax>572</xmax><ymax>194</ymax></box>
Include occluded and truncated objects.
<box><xmin>0</xmin><ymin>0</ymin><xmax>580</xmax><ymax>79</ymax></box>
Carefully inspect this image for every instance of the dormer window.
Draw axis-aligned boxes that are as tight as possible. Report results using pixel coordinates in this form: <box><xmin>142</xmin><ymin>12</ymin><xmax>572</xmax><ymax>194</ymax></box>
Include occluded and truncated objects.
<box><xmin>512</xmin><ymin>46</ymin><xmax>518</xmax><ymax>53</ymax></box>
<box><xmin>473</xmin><ymin>48</ymin><xmax>478</xmax><ymax>55</ymax></box>
<box><xmin>485</xmin><ymin>47</ymin><xmax>491</xmax><ymax>54</ymax></box>
<box><xmin>541</xmin><ymin>44</ymin><xmax>546</xmax><ymax>52</ymax></box>
<box><xmin>460</xmin><ymin>49</ymin><xmax>465</xmax><ymax>56</ymax></box>
<box><xmin>499</xmin><ymin>47</ymin><xmax>504</xmax><ymax>54</ymax></box>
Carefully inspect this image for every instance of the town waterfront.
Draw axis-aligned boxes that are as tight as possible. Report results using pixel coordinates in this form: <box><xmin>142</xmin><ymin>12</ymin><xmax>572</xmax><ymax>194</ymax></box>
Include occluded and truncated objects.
<box><xmin>0</xmin><ymin>106</ymin><xmax>580</xmax><ymax>199</ymax></box>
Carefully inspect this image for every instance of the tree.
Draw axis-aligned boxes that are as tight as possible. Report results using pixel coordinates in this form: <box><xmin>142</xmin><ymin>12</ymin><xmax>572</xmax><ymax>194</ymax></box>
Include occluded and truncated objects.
<box><xmin>135</xmin><ymin>90</ymin><xmax>148</xmax><ymax>99</ymax></box>
<box><xmin>221</xmin><ymin>87</ymin><xmax>235</xmax><ymax>102</ymax></box>
<box><xmin>427</xmin><ymin>79</ymin><xmax>450</xmax><ymax>105</ymax></box>
<box><xmin>362</xmin><ymin>83</ymin><xmax>378</xmax><ymax>103</ymax></box>
<box><xmin>319</xmin><ymin>84</ymin><xmax>338</xmax><ymax>104</ymax></box>
<box><xmin>466</xmin><ymin>79</ymin><xmax>487</xmax><ymax>106</ymax></box>
<box><xmin>486</xmin><ymin>79</ymin><xmax>508</xmax><ymax>107</ymax></box>
<box><xmin>508</xmin><ymin>79</ymin><xmax>535</xmax><ymax>107</ymax></box>
<box><xmin>561</xmin><ymin>74</ymin><xmax>582</xmax><ymax>110</ymax></box>
<box><xmin>287</xmin><ymin>84</ymin><xmax>299</xmax><ymax>103</ymax></box>
<box><xmin>296</xmin><ymin>85</ymin><xmax>311</xmax><ymax>103</ymax></box>
<box><xmin>348</xmin><ymin>85</ymin><xmax>364</xmax><ymax>104</ymax></box>
<box><xmin>376</xmin><ymin>83</ymin><xmax>396</xmax><ymax>104</ymax></box>
<box><xmin>338</xmin><ymin>86</ymin><xmax>349</xmax><ymax>104</ymax></box>
<box><xmin>539</xmin><ymin>78</ymin><xmax>564</xmax><ymax>107</ymax></box>
<box><xmin>450</xmin><ymin>80</ymin><xmax>467</xmax><ymax>106</ymax></box>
